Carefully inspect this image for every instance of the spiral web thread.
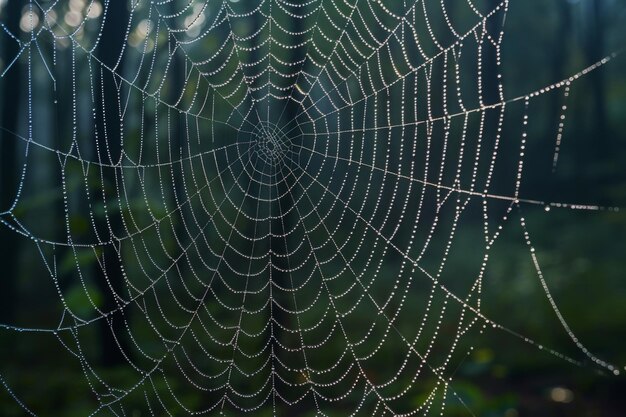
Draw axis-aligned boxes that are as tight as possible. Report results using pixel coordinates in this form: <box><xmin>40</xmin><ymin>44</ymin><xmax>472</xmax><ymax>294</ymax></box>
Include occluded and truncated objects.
<box><xmin>0</xmin><ymin>0</ymin><xmax>622</xmax><ymax>415</ymax></box>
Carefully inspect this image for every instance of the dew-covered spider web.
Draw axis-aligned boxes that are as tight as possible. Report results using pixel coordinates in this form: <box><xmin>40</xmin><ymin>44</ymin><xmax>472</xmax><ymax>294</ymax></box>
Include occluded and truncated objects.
<box><xmin>0</xmin><ymin>0</ymin><xmax>624</xmax><ymax>415</ymax></box>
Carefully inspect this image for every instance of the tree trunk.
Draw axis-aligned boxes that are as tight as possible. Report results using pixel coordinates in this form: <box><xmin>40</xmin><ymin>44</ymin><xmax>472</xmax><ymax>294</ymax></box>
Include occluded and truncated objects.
<box><xmin>270</xmin><ymin>9</ymin><xmax>304</xmax><ymax>375</ymax></box>
<box><xmin>168</xmin><ymin>2</ymin><xmax>188</xmax><ymax>275</ymax></box>
<box><xmin>0</xmin><ymin>0</ymin><xmax>23</xmax><ymax>324</ymax></box>
<box><xmin>94</xmin><ymin>1</ymin><xmax>131</xmax><ymax>367</ymax></box>
<box><xmin>587</xmin><ymin>0</ymin><xmax>607</xmax><ymax>153</ymax></box>
<box><xmin>586</xmin><ymin>0</ymin><xmax>609</xmax><ymax>196</ymax></box>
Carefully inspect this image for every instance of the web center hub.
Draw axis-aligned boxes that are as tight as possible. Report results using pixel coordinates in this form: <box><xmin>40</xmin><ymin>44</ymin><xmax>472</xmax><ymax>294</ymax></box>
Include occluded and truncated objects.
<box><xmin>252</xmin><ymin>121</ymin><xmax>290</xmax><ymax>166</ymax></box>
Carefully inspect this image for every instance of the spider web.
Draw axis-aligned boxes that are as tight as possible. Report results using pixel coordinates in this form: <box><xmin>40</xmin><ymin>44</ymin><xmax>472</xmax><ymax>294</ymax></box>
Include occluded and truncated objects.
<box><xmin>0</xmin><ymin>0</ymin><xmax>623</xmax><ymax>415</ymax></box>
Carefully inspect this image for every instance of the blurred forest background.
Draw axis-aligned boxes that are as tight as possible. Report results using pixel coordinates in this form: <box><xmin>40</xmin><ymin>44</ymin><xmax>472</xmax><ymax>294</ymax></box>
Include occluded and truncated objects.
<box><xmin>0</xmin><ymin>0</ymin><xmax>626</xmax><ymax>416</ymax></box>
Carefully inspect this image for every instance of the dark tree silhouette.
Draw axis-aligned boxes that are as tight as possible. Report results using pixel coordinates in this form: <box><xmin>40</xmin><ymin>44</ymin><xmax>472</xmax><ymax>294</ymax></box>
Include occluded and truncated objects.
<box><xmin>94</xmin><ymin>2</ymin><xmax>132</xmax><ymax>367</ymax></box>
<box><xmin>0</xmin><ymin>0</ymin><xmax>23</xmax><ymax>324</ymax></box>
<box><xmin>586</xmin><ymin>0</ymin><xmax>607</xmax><ymax>153</ymax></box>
